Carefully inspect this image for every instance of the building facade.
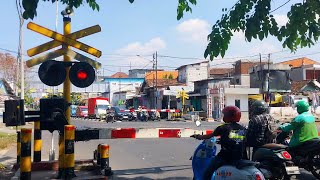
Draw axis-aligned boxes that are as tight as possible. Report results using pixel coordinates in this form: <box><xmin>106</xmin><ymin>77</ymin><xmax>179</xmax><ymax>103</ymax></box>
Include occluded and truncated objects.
<box><xmin>177</xmin><ymin>61</ymin><xmax>209</xmax><ymax>90</ymax></box>
<box><xmin>104</xmin><ymin>77</ymin><xmax>144</xmax><ymax>106</ymax></box>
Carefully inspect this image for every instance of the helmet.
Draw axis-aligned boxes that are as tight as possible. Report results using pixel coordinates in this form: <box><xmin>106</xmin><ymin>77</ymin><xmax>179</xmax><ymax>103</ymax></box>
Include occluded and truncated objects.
<box><xmin>295</xmin><ymin>100</ymin><xmax>309</xmax><ymax>114</ymax></box>
<box><xmin>251</xmin><ymin>100</ymin><xmax>268</xmax><ymax>115</ymax></box>
<box><xmin>222</xmin><ymin>106</ymin><xmax>241</xmax><ymax>123</ymax></box>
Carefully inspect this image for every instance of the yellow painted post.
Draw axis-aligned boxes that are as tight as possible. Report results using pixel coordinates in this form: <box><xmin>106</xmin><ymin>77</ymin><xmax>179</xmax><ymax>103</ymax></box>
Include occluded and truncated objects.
<box><xmin>64</xmin><ymin>125</ymin><xmax>76</xmax><ymax>178</ymax></box>
<box><xmin>17</xmin><ymin>131</ymin><xmax>21</xmax><ymax>165</ymax></box>
<box><xmin>20</xmin><ymin>128</ymin><xmax>32</xmax><ymax>180</ymax></box>
<box><xmin>58</xmin><ymin>16</ymin><xmax>71</xmax><ymax>178</ymax></box>
<box><xmin>58</xmin><ymin>135</ymin><xmax>65</xmax><ymax>178</ymax></box>
<box><xmin>63</xmin><ymin>17</ymin><xmax>71</xmax><ymax>123</ymax></box>
<box><xmin>33</xmin><ymin>121</ymin><xmax>42</xmax><ymax>162</ymax></box>
<box><xmin>97</xmin><ymin>144</ymin><xmax>101</xmax><ymax>166</ymax></box>
<box><xmin>100</xmin><ymin>144</ymin><xmax>112</xmax><ymax>176</ymax></box>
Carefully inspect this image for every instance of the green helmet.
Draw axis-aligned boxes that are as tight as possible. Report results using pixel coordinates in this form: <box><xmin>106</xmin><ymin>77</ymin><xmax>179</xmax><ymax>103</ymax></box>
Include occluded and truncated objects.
<box><xmin>295</xmin><ymin>100</ymin><xmax>309</xmax><ymax>114</ymax></box>
<box><xmin>251</xmin><ymin>100</ymin><xmax>268</xmax><ymax>115</ymax></box>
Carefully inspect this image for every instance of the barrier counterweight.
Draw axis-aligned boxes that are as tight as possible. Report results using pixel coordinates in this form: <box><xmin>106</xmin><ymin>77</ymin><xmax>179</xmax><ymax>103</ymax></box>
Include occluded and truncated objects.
<box><xmin>100</xmin><ymin>144</ymin><xmax>112</xmax><ymax>176</ymax></box>
<box><xmin>20</xmin><ymin>128</ymin><xmax>32</xmax><ymax>180</ymax></box>
<box><xmin>33</xmin><ymin>121</ymin><xmax>41</xmax><ymax>162</ymax></box>
<box><xmin>64</xmin><ymin>125</ymin><xmax>76</xmax><ymax>178</ymax></box>
<box><xmin>17</xmin><ymin>131</ymin><xmax>21</xmax><ymax>165</ymax></box>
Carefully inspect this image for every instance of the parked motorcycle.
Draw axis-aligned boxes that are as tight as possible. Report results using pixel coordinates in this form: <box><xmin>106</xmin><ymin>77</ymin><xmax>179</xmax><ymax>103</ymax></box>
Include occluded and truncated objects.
<box><xmin>140</xmin><ymin>111</ymin><xmax>149</xmax><ymax>121</ymax></box>
<box><xmin>275</xmin><ymin>130</ymin><xmax>320</xmax><ymax>179</ymax></box>
<box><xmin>149</xmin><ymin>111</ymin><xmax>160</xmax><ymax>121</ymax></box>
<box><xmin>191</xmin><ymin>135</ymin><xmax>265</xmax><ymax>180</ymax></box>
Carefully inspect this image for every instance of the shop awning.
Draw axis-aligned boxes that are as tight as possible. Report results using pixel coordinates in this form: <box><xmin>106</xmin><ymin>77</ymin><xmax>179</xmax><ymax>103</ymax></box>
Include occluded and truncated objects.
<box><xmin>188</xmin><ymin>93</ymin><xmax>202</xmax><ymax>97</ymax></box>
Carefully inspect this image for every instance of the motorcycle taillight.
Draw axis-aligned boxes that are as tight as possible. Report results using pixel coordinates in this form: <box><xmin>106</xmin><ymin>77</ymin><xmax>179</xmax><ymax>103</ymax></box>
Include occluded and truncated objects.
<box><xmin>281</xmin><ymin>151</ymin><xmax>291</xmax><ymax>159</ymax></box>
<box><xmin>255</xmin><ymin>173</ymin><xmax>263</xmax><ymax>180</ymax></box>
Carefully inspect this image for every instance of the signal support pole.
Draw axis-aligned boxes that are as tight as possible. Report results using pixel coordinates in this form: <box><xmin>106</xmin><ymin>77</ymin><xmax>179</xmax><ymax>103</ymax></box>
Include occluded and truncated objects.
<box><xmin>63</xmin><ymin>16</ymin><xmax>72</xmax><ymax>123</ymax></box>
<box><xmin>58</xmin><ymin>16</ymin><xmax>71</xmax><ymax>179</ymax></box>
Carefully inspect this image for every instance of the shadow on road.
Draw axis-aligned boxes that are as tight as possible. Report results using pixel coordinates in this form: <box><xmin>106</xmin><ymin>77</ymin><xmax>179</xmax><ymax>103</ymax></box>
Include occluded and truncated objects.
<box><xmin>113</xmin><ymin>164</ymin><xmax>192</xmax><ymax>179</ymax></box>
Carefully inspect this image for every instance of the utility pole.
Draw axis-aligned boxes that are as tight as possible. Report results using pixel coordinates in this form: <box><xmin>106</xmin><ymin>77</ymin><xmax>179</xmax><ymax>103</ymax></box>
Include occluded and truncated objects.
<box><xmin>267</xmin><ymin>54</ymin><xmax>271</xmax><ymax>106</ymax></box>
<box><xmin>259</xmin><ymin>53</ymin><xmax>263</xmax><ymax>92</ymax></box>
<box><xmin>152</xmin><ymin>53</ymin><xmax>156</xmax><ymax>109</ymax></box>
<box><xmin>16</xmin><ymin>0</ymin><xmax>24</xmax><ymax>99</ymax></box>
<box><xmin>119</xmin><ymin>67</ymin><xmax>121</xmax><ymax>106</ymax></box>
<box><xmin>155</xmin><ymin>51</ymin><xmax>158</xmax><ymax>109</ymax></box>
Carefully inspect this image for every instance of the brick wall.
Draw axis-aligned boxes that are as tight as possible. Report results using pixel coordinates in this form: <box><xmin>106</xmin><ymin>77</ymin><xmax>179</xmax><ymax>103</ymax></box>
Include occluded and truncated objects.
<box><xmin>235</xmin><ymin>61</ymin><xmax>266</xmax><ymax>75</ymax></box>
<box><xmin>306</xmin><ymin>70</ymin><xmax>320</xmax><ymax>80</ymax></box>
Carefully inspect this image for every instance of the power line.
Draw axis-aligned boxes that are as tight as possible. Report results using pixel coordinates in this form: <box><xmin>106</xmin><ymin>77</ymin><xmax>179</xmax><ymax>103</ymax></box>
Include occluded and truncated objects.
<box><xmin>270</xmin><ymin>0</ymin><xmax>291</xmax><ymax>13</ymax></box>
<box><xmin>274</xmin><ymin>51</ymin><xmax>320</xmax><ymax>61</ymax></box>
<box><xmin>0</xmin><ymin>47</ymin><xmax>28</xmax><ymax>57</ymax></box>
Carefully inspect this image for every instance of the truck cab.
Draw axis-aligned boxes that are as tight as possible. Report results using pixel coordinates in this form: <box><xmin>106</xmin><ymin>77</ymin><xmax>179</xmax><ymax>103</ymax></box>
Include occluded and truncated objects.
<box><xmin>88</xmin><ymin>97</ymin><xmax>110</xmax><ymax>119</ymax></box>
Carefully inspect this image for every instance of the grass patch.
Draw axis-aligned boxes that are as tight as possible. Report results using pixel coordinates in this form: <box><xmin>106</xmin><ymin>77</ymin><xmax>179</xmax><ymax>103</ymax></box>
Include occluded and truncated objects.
<box><xmin>0</xmin><ymin>132</ymin><xmax>16</xmax><ymax>150</ymax></box>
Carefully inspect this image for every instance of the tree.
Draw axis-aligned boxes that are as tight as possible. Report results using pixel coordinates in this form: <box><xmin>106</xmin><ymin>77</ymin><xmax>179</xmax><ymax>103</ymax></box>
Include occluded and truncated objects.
<box><xmin>21</xmin><ymin>0</ymin><xmax>320</xmax><ymax>59</ymax></box>
<box><xmin>0</xmin><ymin>53</ymin><xmax>18</xmax><ymax>83</ymax></box>
<box><xmin>168</xmin><ymin>74</ymin><xmax>174</xmax><ymax>79</ymax></box>
<box><xmin>163</xmin><ymin>74</ymin><xmax>168</xmax><ymax>79</ymax></box>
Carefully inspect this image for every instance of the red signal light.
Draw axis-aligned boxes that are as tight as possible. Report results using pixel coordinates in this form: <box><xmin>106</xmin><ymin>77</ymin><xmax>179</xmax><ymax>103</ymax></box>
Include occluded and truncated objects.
<box><xmin>77</xmin><ymin>70</ymin><xmax>88</xmax><ymax>80</ymax></box>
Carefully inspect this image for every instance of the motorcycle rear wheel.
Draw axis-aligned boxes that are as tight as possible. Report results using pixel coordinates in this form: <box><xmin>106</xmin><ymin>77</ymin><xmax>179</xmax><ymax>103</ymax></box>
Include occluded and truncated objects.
<box><xmin>310</xmin><ymin>154</ymin><xmax>320</xmax><ymax>179</ymax></box>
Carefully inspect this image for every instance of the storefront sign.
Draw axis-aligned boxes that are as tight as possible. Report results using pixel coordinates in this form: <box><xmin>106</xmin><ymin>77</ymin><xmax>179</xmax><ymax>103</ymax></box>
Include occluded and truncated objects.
<box><xmin>209</xmin><ymin>88</ymin><xmax>219</xmax><ymax>94</ymax></box>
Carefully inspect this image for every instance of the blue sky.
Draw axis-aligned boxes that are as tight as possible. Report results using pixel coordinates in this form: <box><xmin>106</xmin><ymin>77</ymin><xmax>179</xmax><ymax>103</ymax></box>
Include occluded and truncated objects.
<box><xmin>1</xmin><ymin>0</ymin><xmax>319</xmax><ymax>76</ymax></box>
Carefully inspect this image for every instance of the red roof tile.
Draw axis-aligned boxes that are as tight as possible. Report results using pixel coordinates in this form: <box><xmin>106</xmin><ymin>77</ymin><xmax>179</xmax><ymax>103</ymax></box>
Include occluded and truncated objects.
<box><xmin>278</xmin><ymin>57</ymin><xmax>319</xmax><ymax>68</ymax></box>
<box><xmin>110</xmin><ymin>72</ymin><xmax>129</xmax><ymax>78</ymax></box>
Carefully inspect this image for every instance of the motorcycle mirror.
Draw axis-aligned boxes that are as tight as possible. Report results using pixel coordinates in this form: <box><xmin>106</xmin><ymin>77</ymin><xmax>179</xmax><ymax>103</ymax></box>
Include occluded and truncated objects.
<box><xmin>195</xmin><ymin>120</ymin><xmax>201</xmax><ymax>127</ymax></box>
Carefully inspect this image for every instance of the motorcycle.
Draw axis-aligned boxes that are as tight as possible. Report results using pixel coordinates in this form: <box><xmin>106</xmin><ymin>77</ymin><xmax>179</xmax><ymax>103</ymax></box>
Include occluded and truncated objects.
<box><xmin>275</xmin><ymin>130</ymin><xmax>320</xmax><ymax>179</ymax></box>
<box><xmin>191</xmin><ymin>134</ymin><xmax>265</xmax><ymax>180</ymax></box>
<box><xmin>140</xmin><ymin>111</ymin><xmax>149</xmax><ymax>121</ymax></box>
<box><xmin>106</xmin><ymin>112</ymin><xmax>115</xmax><ymax>123</ymax></box>
<box><xmin>149</xmin><ymin>111</ymin><xmax>160</xmax><ymax>121</ymax></box>
<box><xmin>252</xmin><ymin>142</ymin><xmax>300</xmax><ymax>180</ymax></box>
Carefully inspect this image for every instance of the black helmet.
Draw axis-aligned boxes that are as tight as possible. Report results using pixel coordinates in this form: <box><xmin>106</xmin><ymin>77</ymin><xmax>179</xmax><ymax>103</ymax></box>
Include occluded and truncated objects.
<box><xmin>251</xmin><ymin>100</ymin><xmax>268</xmax><ymax>115</ymax></box>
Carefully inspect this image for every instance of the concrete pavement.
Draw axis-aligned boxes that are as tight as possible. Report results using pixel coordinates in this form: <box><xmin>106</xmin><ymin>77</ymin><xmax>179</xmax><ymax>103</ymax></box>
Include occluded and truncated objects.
<box><xmin>0</xmin><ymin>119</ymin><xmax>318</xmax><ymax>179</ymax></box>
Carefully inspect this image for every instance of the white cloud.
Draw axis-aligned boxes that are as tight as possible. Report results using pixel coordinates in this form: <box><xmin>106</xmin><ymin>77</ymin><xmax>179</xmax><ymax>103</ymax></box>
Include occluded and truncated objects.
<box><xmin>116</xmin><ymin>37</ymin><xmax>166</xmax><ymax>54</ymax></box>
<box><xmin>115</xmin><ymin>38</ymin><xmax>166</xmax><ymax>66</ymax></box>
<box><xmin>249</xmin><ymin>42</ymin><xmax>277</xmax><ymax>55</ymax></box>
<box><xmin>232</xmin><ymin>31</ymin><xmax>245</xmax><ymax>40</ymax></box>
<box><xmin>274</xmin><ymin>14</ymin><xmax>288</xmax><ymax>26</ymax></box>
<box><xmin>176</xmin><ymin>19</ymin><xmax>210</xmax><ymax>44</ymax></box>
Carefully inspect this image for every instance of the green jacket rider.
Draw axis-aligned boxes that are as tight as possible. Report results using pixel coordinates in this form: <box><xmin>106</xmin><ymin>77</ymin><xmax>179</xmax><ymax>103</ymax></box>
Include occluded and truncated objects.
<box><xmin>279</xmin><ymin>100</ymin><xmax>318</xmax><ymax>147</ymax></box>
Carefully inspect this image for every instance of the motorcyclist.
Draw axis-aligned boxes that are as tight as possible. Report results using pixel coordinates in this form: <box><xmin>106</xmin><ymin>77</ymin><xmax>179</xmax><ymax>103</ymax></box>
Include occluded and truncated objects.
<box><xmin>106</xmin><ymin>106</ymin><xmax>115</xmax><ymax>122</ymax></box>
<box><xmin>246</xmin><ymin>100</ymin><xmax>276</xmax><ymax>156</ymax></box>
<box><xmin>278</xmin><ymin>100</ymin><xmax>319</xmax><ymax>155</ymax></box>
<box><xmin>191</xmin><ymin>106</ymin><xmax>246</xmax><ymax>179</ymax></box>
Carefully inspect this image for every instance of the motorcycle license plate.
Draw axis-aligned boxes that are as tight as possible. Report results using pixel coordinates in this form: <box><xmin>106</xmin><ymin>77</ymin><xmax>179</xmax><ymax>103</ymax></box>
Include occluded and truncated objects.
<box><xmin>123</xmin><ymin>116</ymin><xmax>128</xmax><ymax>119</ymax></box>
<box><xmin>285</xmin><ymin>166</ymin><xmax>300</xmax><ymax>175</ymax></box>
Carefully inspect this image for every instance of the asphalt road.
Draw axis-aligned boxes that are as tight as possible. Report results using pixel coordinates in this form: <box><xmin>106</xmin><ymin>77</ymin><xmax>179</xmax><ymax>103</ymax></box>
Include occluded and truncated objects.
<box><xmin>2</xmin><ymin>118</ymin><xmax>318</xmax><ymax>179</ymax></box>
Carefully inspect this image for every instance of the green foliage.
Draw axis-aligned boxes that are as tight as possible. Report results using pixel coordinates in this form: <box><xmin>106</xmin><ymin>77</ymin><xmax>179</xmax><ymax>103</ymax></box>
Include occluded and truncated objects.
<box><xmin>71</xmin><ymin>92</ymin><xmax>82</xmax><ymax>105</ymax></box>
<box><xmin>21</xmin><ymin>0</ymin><xmax>100</xmax><ymax>19</ymax></box>
<box><xmin>22</xmin><ymin>0</ymin><xmax>320</xmax><ymax>60</ymax></box>
<box><xmin>168</xmin><ymin>74</ymin><xmax>174</xmax><ymax>79</ymax></box>
<box><xmin>162</xmin><ymin>74</ymin><xmax>168</xmax><ymax>79</ymax></box>
<box><xmin>177</xmin><ymin>0</ymin><xmax>320</xmax><ymax>59</ymax></box>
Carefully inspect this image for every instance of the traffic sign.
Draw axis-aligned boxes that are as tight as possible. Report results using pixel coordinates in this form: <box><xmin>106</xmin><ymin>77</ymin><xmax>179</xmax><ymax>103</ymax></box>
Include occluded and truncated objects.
<box><xmin>26</xmin><ymin>48</ymin><xmax>65</xmax><ymax>67</ymax></box>
<box><xmin>26</xmin><ymin>48</ymin><xmax>102</xmax><ymax>69</ymax></box>
<box><xmin>27</xmin><ymin>22</ymin><xmax>102</xmax><ymax>58</ymax></box>
<box><xmin>27</xmin><ymin>25</ymin><xmax>101</xmax><ymax>57</ymax></box>
<box><xmin>64</xmin><ymin>49</ymin><xmax>101</xmax><ymax>69</ymax></box>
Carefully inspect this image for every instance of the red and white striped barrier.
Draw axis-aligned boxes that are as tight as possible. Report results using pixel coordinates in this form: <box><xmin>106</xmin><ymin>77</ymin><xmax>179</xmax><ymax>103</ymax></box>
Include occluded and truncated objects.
<box><xmin>76</xmin><ymin>128</ymin><xmax>214</xmax><ymax>141</ymax></box>
<box><xmin>121</xmin><ymin>109</ymin><xmax>180</xmax><ymax>113</ymax></box>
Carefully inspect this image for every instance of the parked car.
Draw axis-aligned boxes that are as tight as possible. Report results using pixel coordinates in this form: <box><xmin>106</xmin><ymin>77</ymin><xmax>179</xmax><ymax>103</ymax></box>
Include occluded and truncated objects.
<box><xmin>71</xmin><ymin>105</ymin><xmax>77</xmax><ymax>117</ymax></box>
<box><xmin>76</xmin><ymin>106</ymin><xmax>88</xmax><ymax>118</ymax></box>
<box><xmin>111</xmin><ymin>106</ymin><xmax>133</xmax><ymax>121</ymax></box>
